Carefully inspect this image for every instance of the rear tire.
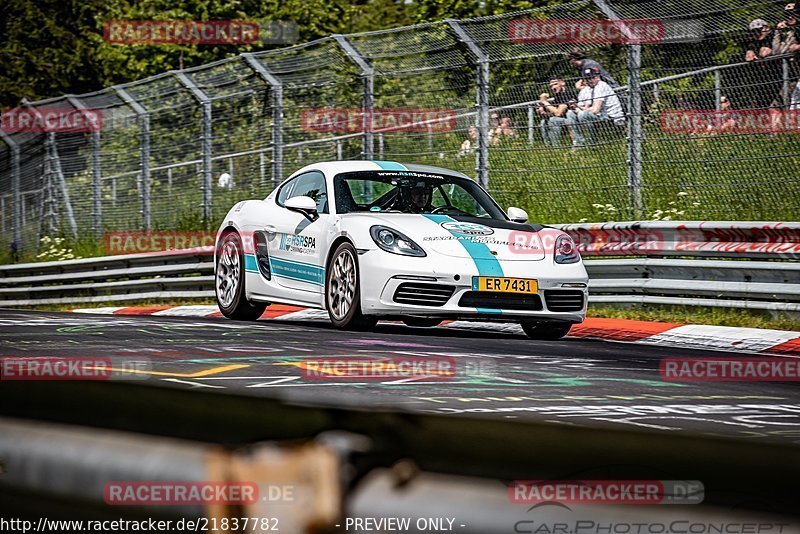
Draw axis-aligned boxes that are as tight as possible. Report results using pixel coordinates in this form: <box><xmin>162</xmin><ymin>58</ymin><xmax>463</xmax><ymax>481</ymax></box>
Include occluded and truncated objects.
<box><xmin>326</xmin><ymin>242</ymin><xmax>376</xmax><ymax>330</ymax></box>
<box><xmin>403</xmin><ymin>318</ymin><xmax>443</xmax><ymax>328</ymax></box>
<box><xmin>215</xmin><ymin>231</ymin><xmax>267</xmax><ymax>321</ymax></box>
<box><xmin>520</xmin><ymin>321</ymin><xmax>572</xmax><ymax>340</ymax></box>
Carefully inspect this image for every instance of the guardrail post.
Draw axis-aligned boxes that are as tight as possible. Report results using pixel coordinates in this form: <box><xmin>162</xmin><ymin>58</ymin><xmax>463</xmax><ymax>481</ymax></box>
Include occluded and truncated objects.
<box><xmin>528</xmin><ymin>105</ymin><xmax>535</xmax><ymax>146</ymax></box>
<box><xmin>446</xmin><ymin>19</ymin><xmax>489</xmax><ymax>189</ymax></box>
<box><xmin>67</xmin><ymin>96</ymin><xmax>103</xmax><ymax>236</ymax></box>
<box><xmin>0</xmin><ymin>131</ymin><xmax>22</xmax><ymax>249</ymax></box>
<box><xmin>333</xmin><ymin>35</ymin><xmax>374</xmax><ymax>160</ymax></box>
<box><xmin>783</xmin><ymin>57</ymin><xmax>790</xmax><ymax>107</ymax></box>
<box><xmin>50</xmin><ymin>131</ymin><xmax>79</xmax><ymax>237</ymax></box>
<box><xmin>591</xmin><ymin>0</ymin><xmax>643</xmax><ymax>218</ymax></box>
<box><xmin>242</xmin><ymin>54</ymin><xmax>284</xmax><ymax>186</ymax></box>
<box><xmin>259</xmin><ymin>151</ymin><xmax>267</xmax><ymax>185</ymax></box>
<box><xmin>113</xmin><ymin>86</ymin><xmax>151</xmax><ymax>230</ymax></box>
<box><xmin>22</xmin><ymin>100</ymin><xmax>79</xmax><ymax>238</ymax></box>
<box><xmin>174</xmin><ymin>72</ymin><xmax>213</xmax><ymax>221</ymax></box>
<box><xmin>626</xmin><ymin>44</ymin><xmax>644</xmax><ymax>218</ymax></box>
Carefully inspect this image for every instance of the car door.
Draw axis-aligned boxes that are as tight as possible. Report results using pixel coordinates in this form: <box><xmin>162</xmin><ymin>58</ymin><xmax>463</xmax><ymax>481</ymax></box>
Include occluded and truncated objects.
<box><xmin>268</xmin><ymin>170</ymin><xmax>330</xmax><ymax>294</ymax></box>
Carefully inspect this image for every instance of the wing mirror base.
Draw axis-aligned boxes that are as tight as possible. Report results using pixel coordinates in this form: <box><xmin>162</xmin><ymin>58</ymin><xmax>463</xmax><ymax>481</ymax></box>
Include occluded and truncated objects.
<box><xmin>285</xmin><ymin>196</ymin><xmax>319</xmax><ymax>222</ymax></box>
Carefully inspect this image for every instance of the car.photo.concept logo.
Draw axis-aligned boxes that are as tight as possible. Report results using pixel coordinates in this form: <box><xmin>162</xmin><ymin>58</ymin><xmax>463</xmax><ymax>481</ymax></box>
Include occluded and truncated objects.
<box><xmin>441</xmin><ymin>222</ymin><xmax>494</xmax><ymax>236</ymax></box>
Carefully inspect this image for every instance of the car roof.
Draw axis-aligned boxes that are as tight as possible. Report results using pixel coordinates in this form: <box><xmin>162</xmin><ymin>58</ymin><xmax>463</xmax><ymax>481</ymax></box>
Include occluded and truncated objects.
<box><xmin>287</xmin><ymin>160</ymin><xmax>472</xmax><ymax>180</ymax></box>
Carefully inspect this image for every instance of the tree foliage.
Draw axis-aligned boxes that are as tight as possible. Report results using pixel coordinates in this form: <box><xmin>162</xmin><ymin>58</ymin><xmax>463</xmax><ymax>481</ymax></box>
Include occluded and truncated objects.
<box><xmin>0</xmin><ymin>0</ymin><xmax>419</xmax><ymax>106</ymax></box>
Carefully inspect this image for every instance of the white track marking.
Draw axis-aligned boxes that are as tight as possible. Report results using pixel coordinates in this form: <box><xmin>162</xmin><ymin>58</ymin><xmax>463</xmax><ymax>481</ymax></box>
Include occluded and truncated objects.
<box><xmin>642</xmin><ymin>325</ymin><xmax>800</xmax><ymax>353</ymax></box>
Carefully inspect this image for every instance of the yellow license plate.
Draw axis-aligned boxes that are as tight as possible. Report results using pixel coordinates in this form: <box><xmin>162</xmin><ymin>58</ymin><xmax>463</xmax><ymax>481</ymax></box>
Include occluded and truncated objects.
<box><xmin>474</xmin><ymin>277</ymin><xmax>538</xmax><ymax>294</ymax></box>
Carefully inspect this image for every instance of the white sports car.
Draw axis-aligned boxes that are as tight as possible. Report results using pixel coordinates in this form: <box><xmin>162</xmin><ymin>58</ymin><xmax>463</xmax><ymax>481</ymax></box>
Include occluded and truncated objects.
<box><xmin>214</xmin><ymin>161</ymin><xmax>588</xmax><ymax>339</ymax></box>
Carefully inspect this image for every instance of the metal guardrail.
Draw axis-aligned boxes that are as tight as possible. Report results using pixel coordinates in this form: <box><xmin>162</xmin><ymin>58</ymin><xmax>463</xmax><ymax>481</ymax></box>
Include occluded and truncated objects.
<box><xmin>0</xmin><ymin>222</ymin><xmax>797</xmax><ymax>310</ymax></box>
<box><xmin>0</xmin><ymin>249</ymin><xmax>214</xmax><ymax>306</ymax></box>
<box><xmin>561</xmin><ymin>221</ymin><xmax>800</xmax><ymax>312</ymax></box>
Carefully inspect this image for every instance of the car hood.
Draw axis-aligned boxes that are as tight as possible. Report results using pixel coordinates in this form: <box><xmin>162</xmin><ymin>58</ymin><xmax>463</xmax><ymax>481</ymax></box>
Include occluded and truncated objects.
<box><xmin>343</xmin><ymin>213</ymin><xmax>547</xmax><ymax>261</ymax></box>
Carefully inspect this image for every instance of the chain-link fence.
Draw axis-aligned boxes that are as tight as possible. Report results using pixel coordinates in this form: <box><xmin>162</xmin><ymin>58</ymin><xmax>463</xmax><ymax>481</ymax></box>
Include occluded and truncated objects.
<box><xmin>2</xmin><ymin>0</ymin><xmax>799</xmax><ymax>260</ymax></box>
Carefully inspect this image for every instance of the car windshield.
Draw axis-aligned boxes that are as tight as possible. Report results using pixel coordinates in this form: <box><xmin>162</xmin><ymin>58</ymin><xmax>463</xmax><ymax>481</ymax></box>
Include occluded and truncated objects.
<box><xmin>333</xmin><ymin>170</ymin><xmax>506</xmax><ymax>219</ymax></box>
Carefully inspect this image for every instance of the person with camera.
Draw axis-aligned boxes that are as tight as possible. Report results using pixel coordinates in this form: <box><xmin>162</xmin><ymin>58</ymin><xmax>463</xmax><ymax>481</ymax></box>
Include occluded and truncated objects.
<box><xmin>535</xmin><ymin>78</ymin><xmax>576</xmax><ymax>147</ymax></box>
<box><xmin>774</xmin><ymin>3</ymin><xmax>800</xmax><ymax>55</ymax></box>
<box><xmin>567</xmin><ymin>48</ymin><xmax>620</xmax><ymax>89</ymax></box>
<box><xmin>745</xmin><ymin>19</ymin><xmax>774</xmax><ymax>62</ymax></box>
<box><xmin>743</xmin><ymin>18</ymin><xmax>782</xmax><ymax>110</ymax></box>
<box><xmin>565</xmin><ymin>67</ymin><xmax>624</xmax><ymax>148</ymax></box>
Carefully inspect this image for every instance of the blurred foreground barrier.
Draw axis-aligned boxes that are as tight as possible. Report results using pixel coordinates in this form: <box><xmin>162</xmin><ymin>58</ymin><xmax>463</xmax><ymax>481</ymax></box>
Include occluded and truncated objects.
<box><xmin>0</xmin><ymin>381</ymin><xmax>798</xmax><ymax>528</ymax></box>
<box><xmin>0</xmin><ymin>416</ymin><xmax>340</xmax><ymax>531</ymax></box>
<box><xmin>0</xmin><ymin>222</ymin><xmax>797</xmax><ymax>311</ymax></box>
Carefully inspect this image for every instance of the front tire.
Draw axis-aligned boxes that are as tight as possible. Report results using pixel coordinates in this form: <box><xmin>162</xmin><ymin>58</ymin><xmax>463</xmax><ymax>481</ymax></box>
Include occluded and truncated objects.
<box><xmin>326</xmin><ymin>242</ymin><xmax>376</xmax><ymax>330</ymax></box>
<box><xmin>215</xmin><ymin>231</ymin><xmax>267</xmax><ymax>321</ymax></box>
<box><xmin>520</xmin><ymin>321</ymin><xmax>572</xmax><ymax>340</ymax></box>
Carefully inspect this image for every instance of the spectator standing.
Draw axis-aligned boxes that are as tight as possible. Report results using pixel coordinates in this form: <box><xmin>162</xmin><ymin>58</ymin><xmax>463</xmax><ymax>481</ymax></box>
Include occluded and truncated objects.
<box><xmin>567</xmin><ymin>48</ymin><xmax>620</xmax><ymax>89</ymax></box>
<box><xmin>566</xmin><ymin>67</ymin><xmax>625</xmax><ymax>148</ymax></box>
<box><xmin>536</xmin><ymin>78</ymin><xmax>576</xmax><ymax>147</ymax></box>
<box><xmin>745</xmin><ymin>19</ymin><xmax>774</xmax><ymax>61</ymax></box>
<box><xmin>774</xmin><ymin>3</ymin><xmax>800</xmax><ymax>55</ymax></box>
<box><xmin>790</xmin><ymin>80</ymin><xmax>800</xmax><ymax>109</ymax></box>
<box><xmin>743</xmin><ymin>19</ymin><xmax>783</xmax><ymax>110</ymax></box>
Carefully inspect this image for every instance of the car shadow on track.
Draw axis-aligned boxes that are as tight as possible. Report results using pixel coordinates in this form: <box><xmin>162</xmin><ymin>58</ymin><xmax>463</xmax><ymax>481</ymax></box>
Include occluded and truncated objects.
<box><xmin>262</xmin><ymin>317</ymin><xmax>538</xmax><ymax>341</ymax></box>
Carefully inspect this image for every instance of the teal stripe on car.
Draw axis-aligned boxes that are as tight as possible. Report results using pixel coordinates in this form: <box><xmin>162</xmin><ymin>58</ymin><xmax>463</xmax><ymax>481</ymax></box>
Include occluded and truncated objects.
<box><xmin>270</xmin><ymin>257</ymin><xmax>325</xmax><ymax>286</ymax></box>
<box><xmin>423</xmin><ymin>214</ymin><xmax>503</xmax><ymax>315</ymax></box>
<box><xmin>244</xmin><ymin>254</ymin><xmax>258</xmax><ymax>273</ymax></box>
<box><xmin>372</xmin><ymin>160</ymin><xmax>408</xmax><ymax>171</ymax></box>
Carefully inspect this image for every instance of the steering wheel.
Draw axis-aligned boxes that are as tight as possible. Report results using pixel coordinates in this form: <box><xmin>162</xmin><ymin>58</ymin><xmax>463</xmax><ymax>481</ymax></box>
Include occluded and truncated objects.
<box><xmin>431</xmin><ymin>206</ymin><xmax>449</xmax><ymax>214</ymax></box>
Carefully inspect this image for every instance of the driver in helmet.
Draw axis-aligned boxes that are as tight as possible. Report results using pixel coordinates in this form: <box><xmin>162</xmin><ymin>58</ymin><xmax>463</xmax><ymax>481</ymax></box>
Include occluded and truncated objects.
<box><xmin>400</xmin><ymin>181</ymin><xmax>434</xmax><ymax>213</ymax></box>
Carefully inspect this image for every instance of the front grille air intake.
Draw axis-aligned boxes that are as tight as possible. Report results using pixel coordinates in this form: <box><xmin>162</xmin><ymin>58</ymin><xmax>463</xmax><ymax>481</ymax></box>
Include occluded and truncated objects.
<box><xmin>544</xmin><ymin>290</ymin><xmax>585</xmax><ymax>312</ymax></box>
<box><xmin>393</xmin><ymin>283</ymin><xmax>455</xmax><ymax>307</ymax></box>
<box><xmin>458</xmin><ymin>292</ymin><xmax>543</xmax><ymax>311</ymax></box>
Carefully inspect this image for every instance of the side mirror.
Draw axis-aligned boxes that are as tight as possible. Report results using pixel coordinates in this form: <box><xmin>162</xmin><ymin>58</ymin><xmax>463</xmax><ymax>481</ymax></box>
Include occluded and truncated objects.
<box><xmin>285</xmin><ymin>195</ymin><xmax>319</xmax><ymax>221</ymax></box>
<box><xmin>507</xmin><ymin>206</ymin><xmax>528</xmax><ymax>223</ymax></box>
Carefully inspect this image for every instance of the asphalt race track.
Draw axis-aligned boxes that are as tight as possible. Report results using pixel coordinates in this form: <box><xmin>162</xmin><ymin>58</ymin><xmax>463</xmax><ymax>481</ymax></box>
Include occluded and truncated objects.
<box><xmin>1</xmin><ymin>309</ymin><xmax>799</xmax><ymax>445</ymax></box>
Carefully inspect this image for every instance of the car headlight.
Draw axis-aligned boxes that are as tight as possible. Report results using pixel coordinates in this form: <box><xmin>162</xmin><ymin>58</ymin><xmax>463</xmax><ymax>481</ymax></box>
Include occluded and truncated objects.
<box><xmin>555</xmin><ymin>235</ymin><xmax>580</xmax><ymax>264</ymax></box>
<box><xmin>369</xmin><ymin>226</ymin><xmax>426</xmax><ymax>257</ymax></box>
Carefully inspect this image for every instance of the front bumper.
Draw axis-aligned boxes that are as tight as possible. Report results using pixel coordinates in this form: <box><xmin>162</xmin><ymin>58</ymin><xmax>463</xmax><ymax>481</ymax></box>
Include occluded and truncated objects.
<box><xmin>358</xmin><ymin>249</ymin><xmax>588</xmax><ymax>323</ymax></box>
